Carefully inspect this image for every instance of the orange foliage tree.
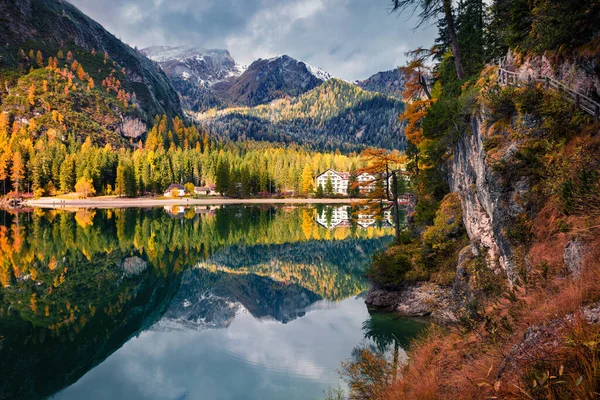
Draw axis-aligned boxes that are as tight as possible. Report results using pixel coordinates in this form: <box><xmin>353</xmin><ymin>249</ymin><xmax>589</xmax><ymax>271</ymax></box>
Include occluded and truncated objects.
<box><xmin>355</xmin><ymin>148</ymin><xmax>406</xmax><ymax>240</ymax></box>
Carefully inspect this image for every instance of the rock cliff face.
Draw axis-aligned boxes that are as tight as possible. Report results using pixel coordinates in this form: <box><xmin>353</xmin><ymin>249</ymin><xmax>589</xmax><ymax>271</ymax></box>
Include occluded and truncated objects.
<box><xmin>505</xmin><ymin>52</ymin><xmax>600</xmax><ymax>100</ymax></box>
<box><xmin>449</xmin><ymin>113</ymin><xmax>526</xmax><ymax>284</ymax></box>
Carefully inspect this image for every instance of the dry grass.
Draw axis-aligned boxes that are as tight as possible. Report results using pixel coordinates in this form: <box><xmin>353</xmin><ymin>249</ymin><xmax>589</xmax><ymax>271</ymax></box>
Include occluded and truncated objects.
<box><xmin>376</xmin><ymin>205</ymin><xmax>600</xmax><ymax>399</ymax></box>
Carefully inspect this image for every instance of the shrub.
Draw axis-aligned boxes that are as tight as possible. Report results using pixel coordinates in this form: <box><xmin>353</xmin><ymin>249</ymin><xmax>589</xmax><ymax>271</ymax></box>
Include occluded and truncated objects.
<box><xmin>422</xmin><ymin>193</ymin><xmax>468</xmax><ymax>276</ymax></box>
<box><xmin>486</xmin><ymin>85</ymin><xmax>517</xmax><ymax>122</ymax></box>
<box><xmin>366</xmin><ymin>247</ymin><xmax>413</xmax><ymax>289</ymax></box>
<box><xmin>515</xmin><ymin>85</ymin><xmax>544</xmax><ymax>115</ymax></box>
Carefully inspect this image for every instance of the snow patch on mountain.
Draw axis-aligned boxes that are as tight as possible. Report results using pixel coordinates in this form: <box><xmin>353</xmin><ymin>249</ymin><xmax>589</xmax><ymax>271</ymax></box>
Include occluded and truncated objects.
<box><xmin>262</xmin><ymin>55</ymin><xmax>333</xmax><ymax>81</ymax></box>
<box><xmin>306</xmin><ymin>63</ymin><xmax>333</xmax><ymax>81</ymax></box>
<box><xmin>141</xmin><ymin>45</ymin><xmax>245</xmax><ymax>87</ymax></box>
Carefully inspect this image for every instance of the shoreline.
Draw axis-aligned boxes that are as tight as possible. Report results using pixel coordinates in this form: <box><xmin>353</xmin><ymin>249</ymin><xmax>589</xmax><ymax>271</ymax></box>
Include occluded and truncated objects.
<box><xmin>24</xmin><ymin>197</ymin><xmax>357</xmax><ymax>209</ymax></box>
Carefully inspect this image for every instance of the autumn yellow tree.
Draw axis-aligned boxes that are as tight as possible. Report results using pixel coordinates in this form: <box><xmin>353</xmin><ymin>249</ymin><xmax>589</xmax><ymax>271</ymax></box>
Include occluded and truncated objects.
<box><xmin>36</xmin><ymin>50</ymin><xmax>43</xmax><ymax>67</ymax></box>
<box><xmin>27</xmin><ymin>84</ymin><xmax>36</xmax><ymax>106</ymax></box>
<box><xmin>301</xmin><ymin>164</ymin><xmax>314</xmax><ymax>195</ymax></box>
<box><xmin>76</xmin><ymin>64</ymin><xmax>86</xmax><ymax>81</ymax></box>
<box><xmin>357</xmin><ymin>148</ymin><xmax>405</xmax><ymax>240</ymax></box>
<box><xmin>11</xmin><ymin>151</ymin><xmax>24</xmax><ymax>193</ymax></box>
<box><xmin>75</xmin><ymin>177</ymin><xmax>96</xmax><ymax>198</ymax></box>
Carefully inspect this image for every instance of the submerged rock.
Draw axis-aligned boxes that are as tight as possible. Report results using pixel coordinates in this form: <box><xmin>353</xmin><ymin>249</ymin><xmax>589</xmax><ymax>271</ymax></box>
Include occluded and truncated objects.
<box><xmin>365</xmin><ymin>282</ymin><xmax>455</xmax><ymax>322</ymax></box>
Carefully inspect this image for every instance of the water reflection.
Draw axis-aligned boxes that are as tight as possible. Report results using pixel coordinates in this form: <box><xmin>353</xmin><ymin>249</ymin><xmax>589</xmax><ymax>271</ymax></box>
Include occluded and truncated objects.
<box><xmin>0</xmin><ymin>205</ymin><xmax>421</xmax><ymax>400</ymax></box>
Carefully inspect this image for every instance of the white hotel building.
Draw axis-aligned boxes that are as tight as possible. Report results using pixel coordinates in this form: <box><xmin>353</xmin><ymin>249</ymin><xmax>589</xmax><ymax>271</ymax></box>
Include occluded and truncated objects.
<box><xmin>315</xmin><ymin>169</ymin><xmax>377</xmax><ymax>196</ymax></box>
<box><xmin>315</xmin><ymin>169</ymin><xmax>350</xmax><ymax>195</ymax></box>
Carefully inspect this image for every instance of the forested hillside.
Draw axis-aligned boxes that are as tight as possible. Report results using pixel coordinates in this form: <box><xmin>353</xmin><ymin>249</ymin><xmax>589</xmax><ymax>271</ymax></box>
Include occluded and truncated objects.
<box><xmin>200</xmin><ymin>79</ymin><xmax>405</xmax><ymax>151</ymax></box>
<box><xmin>0</xmin><ymin>0</ymin><xmax>182</xmax><ymax>120</ymax></box>
<box><xmin>0</xmin><ymin>0</ymin><xmax>402</xmax><ymax>198</ymax></box>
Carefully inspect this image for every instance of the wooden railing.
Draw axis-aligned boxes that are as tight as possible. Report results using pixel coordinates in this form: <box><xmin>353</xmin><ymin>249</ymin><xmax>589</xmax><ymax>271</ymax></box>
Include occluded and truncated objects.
<box><xmin>496</xmin><ymin>57</ymin><xmax>600</xmax><ymax>120</ymax></box>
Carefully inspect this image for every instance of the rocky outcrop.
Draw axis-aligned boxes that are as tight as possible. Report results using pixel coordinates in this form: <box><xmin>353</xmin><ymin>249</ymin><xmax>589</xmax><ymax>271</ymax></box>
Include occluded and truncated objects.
<box><xmin>563</xmin><ymin>238</ymin><xmax>585</xmax><ymax>278</ymax></box>
<box><xmin>497</xmin><ymin>301</ymin><xmax>600</xmax><ymax>380</ymax></box>
<box><xmin>506</xmin><ymin>52</ymin><xmax>600</xmax><ymax>100</ymax></box>
<box><xmin>449</xmin><ymin>113</ymin><xmax>527</xmax><ymax>283</ymax></box>
<box><xmin>365</xmin><ymin>282</ymin><xmax>456</xmax><ymax>322</ymax></box>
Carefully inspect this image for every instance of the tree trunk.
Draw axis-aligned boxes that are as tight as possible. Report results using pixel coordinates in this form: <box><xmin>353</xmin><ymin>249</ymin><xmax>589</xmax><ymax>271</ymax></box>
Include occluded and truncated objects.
<box><xmin>419</xmin><ymin>74</ymin><xmax>432</xmax><ymax>100</ymax></box>
<box><xmin>391</xmin><ymin>171</ymin><xmax>401</xmax><ymax>241</ymax></box>
<box><xmin>385</xmin><ymin>165</ymin><xmax>391</xmax><ymax>200</ymax></box>
<box><xmin>443</xmin><ymin>0</ymin><xmax>465</xmax><ymax>80</ymax></box>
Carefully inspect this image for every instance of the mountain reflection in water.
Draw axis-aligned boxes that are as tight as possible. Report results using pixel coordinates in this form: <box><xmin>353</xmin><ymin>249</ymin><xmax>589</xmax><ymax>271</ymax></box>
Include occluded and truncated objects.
<box><xmin>0</xmin><ymin>205</ymin><xmax>424</xmax><ymax>400</ymax></box>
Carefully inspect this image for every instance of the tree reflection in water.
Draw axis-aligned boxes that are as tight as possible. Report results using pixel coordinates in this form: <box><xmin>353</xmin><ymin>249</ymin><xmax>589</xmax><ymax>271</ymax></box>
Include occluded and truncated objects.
<box><xmin>0</xmin><ymin>205</ymin><xmax>398</xmax><ymax>400</ymax></box>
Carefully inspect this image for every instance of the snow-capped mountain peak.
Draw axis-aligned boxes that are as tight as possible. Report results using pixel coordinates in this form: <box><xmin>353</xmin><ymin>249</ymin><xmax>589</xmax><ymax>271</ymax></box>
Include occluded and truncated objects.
<box><xmin>261</xmin><ymin>55</ymin><xmax>333</xmax><ymax>81</ymax></box>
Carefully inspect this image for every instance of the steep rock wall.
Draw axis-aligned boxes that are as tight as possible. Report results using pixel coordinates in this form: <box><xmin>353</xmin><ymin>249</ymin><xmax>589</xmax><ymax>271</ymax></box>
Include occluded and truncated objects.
<box><xmin>449</xmin><ymin>113</ymin><xmax>528</xmax><ymax>284</ymax></box>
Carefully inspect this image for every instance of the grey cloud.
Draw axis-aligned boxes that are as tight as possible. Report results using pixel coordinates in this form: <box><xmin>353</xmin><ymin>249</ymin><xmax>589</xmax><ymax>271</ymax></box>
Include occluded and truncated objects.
<box><xmin>69</xmin><ymin>0</ymin><xmax>436</xmax><ymax>81</ymax></box>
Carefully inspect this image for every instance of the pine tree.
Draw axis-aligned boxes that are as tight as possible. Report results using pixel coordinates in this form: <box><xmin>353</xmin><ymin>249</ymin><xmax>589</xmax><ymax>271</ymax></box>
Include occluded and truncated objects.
<box><xmin>124</xmin><ymin>164</ymin><xmax>137</xmax><ymax>197</ymax></box>
<box><xmin>325</xmin><ymin>176</ymin><xmax>334</xmax><ymax>197</ymax></box>
<box><xmin>316</xmin><ymin>183</ymin><xmax>324</xmax><ymax>198</ymax></box>
<box><xmin>216</xmin><ymin>160</ymin><xmax>229</xmax><ymax>195</ymax></box>
<box><xmin>348</xmin><ymin>171</ymin><xmax>360</xmax><ymax>197</ymax></box>
<box><xmin>456</xmin><ymin>0</ymin><xmax>485</xmax><ymax>77</ymax></box>
<box><xmin>115</xmin><ymin>165</ymin><xmax>126</xmax><ymax>197</ymax></box>
<box><xmin>59</xmin><ymin>156</ymin><xmax>74</xmax><ymax>193</ymax></box>
<box><xmin>391</xmin><ymin>0</ymin><xmax>465</xmax><ymax>79</ymax></box>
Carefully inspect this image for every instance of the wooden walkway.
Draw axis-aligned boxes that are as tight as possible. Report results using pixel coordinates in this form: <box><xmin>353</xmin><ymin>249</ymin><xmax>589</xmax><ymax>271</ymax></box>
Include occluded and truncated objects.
<box><xmin>496</xmin><ymin>57</ymin><xmax>600</xmax><ymax>120</ymax></box>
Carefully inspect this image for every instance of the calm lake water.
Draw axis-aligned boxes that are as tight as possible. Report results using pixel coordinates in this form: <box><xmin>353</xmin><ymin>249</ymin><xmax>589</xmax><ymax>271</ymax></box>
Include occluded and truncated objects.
<box><xmin>0</xmin><ymin>205</ymin><xmax>425</xmax><ymax>400</ymax></box>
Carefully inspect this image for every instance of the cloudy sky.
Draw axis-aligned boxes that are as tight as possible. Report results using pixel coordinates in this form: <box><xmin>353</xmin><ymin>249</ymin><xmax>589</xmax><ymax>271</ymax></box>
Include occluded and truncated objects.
<box><xmin>69</xmin><ymin>0</ymin><xmax>437</xmax><ymax>81</ymax></box>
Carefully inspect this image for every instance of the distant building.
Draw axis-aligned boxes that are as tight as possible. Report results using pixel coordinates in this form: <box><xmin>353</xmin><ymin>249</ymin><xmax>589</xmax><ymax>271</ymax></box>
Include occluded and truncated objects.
<box><xmin>194</xmin><ymin>186</ymin><xmax>210</xmax><ymax>196</ymax></box>
<box><xmin>164</xmin><ymin>184</ymin><xmax>185</xmax><ymax>197</ymax></box>
<box><xmin>315</xmin><ymin>169</ymin><xmax>350</xmax><ymax>195</ymax></box>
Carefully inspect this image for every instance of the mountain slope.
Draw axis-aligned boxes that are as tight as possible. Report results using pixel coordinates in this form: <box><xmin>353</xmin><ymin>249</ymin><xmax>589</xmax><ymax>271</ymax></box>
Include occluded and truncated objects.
<box><xmin>0</xmin><ymin>0</ymin><xmax>182</xmax><ymax>121</ymax></box>
<box><xmin>212</xmin><ymin>55</ymin><xmax>329</xmax><ymax>107</ymax></box>
<box><xmin>144</xmin><ymin>49</ymin><xmax>331</xmax><ymax>112</ymax></box>
<box><xmin>356</xmin><ymin>69</ymin><xmax>405</xmax><ymax>98</ymax></box>
<box><xmin>199</xmin><ymin>78</ymin><xmax>406</xmax><ymax>151</ymax></box>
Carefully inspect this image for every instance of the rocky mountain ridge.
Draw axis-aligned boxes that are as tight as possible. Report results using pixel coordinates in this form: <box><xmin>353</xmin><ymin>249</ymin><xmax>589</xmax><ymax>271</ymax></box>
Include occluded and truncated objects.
<box><xmin>143</xmin><ymin>45</ymin><xmax>405</xmax><ymax>113</ymax></box>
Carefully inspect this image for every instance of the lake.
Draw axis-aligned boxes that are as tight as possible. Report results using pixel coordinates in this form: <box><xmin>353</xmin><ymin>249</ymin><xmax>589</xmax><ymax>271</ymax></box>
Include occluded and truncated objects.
<box><xmin>0</xmin><ymin>205</ymin><xmax>425</xmax><ymax>400</ymax></box>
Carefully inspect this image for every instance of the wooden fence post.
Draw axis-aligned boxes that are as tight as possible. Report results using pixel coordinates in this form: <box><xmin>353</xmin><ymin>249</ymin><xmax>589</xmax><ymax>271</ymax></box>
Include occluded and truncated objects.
<box><xmin>575</xmin><ymin>94</ymin><xmax>580</xmax><ymax>107</ymax></box>
<box><xmin>596</xmin><ymin>103</ymin><xmax>600</xmax><ymax>121</ymax></box>
<box><xmin>545</xmin><ymin>77</ymin><xmax>549</xmax><ymax>89</ymax></box>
